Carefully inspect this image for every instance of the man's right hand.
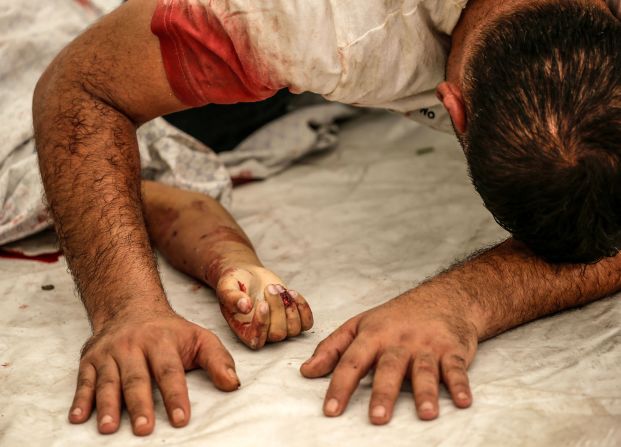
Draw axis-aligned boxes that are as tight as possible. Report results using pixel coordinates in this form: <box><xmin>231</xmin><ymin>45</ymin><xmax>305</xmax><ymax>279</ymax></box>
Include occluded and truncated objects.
<box><xmin>69</xmin><ymin>311</ymin><xmax>240</xmax><ymax>436</ymax></box>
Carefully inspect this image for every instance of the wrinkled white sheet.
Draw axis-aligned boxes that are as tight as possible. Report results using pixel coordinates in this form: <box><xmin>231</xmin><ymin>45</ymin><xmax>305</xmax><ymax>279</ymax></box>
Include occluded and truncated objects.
<box><xmin>1</xmin><ymin>113</ymin><xmax>620</xmax><ymax>446</ymax></box>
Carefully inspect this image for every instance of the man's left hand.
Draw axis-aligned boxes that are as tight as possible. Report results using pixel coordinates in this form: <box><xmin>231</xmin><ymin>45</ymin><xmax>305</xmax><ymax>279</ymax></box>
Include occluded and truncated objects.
<box><xmin>300</xmin><ymin>291</ymin><xmax>477</xmax><ymax>424</ymax></box>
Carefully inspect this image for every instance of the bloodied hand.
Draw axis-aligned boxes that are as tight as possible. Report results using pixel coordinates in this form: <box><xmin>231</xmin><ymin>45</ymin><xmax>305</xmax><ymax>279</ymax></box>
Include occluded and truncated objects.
<box><xmin>300</xmin><ymin>291</ymin><xmax>478</xmax><ymax>424</ymax></box>
<box><xmin>216</xmin><ymin>264</ymin><xmax>314</xmax><ymax>349</ymax></box>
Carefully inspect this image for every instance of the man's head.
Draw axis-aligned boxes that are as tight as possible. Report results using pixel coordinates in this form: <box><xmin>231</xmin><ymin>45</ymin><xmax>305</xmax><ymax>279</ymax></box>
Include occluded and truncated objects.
<box><xmin>438</xmin><ymin>0</ymin><xmax>621</xmax><ymax>263</ymax></box>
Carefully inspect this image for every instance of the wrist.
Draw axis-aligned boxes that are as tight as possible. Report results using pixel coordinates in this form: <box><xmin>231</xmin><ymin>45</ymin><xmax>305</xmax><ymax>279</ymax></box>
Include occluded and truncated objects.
<box><xmin>88</xmin><ymin>289</ymin><xmax>174</xmax><ymax>334</ymax></box>
<box><xmin>203</xmin><ymin>254</ymin><xmax>263</xmax><ymax>288</ymax></box>
<box><xmin>404</xmin><ymin>280</ymin><xmax>488</xmax><ymax>341</ymax></box>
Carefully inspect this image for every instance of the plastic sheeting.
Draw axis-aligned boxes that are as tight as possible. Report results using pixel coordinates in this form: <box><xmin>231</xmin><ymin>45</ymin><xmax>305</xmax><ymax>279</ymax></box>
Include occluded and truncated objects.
<box><xmin>1</xmin><ymin>113</ymin><xmax>620</xmax><ymax>446</ymax></box>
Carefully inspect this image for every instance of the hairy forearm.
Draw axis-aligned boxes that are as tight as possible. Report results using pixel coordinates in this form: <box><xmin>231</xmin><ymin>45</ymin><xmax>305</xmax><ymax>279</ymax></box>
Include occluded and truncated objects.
<box><xmin>142</xmin><ymin>181</ymin><xmax>262</xmax><ymax>288</ymax></box>
<box><xmin>33</xmin><ymin>51</ymin><xmax>169</xmax><ymax>331</ymax></box>
<box><xmin>415</xmin><ymin>238</ymin><xmax>621</xmax><ymax>340</ymax></box>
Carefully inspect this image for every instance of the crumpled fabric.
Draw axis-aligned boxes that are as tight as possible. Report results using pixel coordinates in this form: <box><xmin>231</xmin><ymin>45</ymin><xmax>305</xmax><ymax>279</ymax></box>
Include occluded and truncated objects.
<box><xmin>0</xmin><ymin>0</ymin><xmax>354</xmax><ymax>246</ymax></box>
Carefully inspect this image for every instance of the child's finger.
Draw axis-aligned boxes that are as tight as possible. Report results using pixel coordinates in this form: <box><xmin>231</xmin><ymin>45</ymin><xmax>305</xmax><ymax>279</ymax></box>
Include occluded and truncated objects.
<box><xmin>289</xmin><ymin>290</ymin><xmax>314</xmax><ymax>331</ymax></box>
<box><xmin>264</xmin><ymin>284</ymin><xmax>288</xmax><ymax>342</ymax></box>
<box><xmin>217</xmin><ymin>275</ymin><xmax>253</xmax><ymax>314</ymax></box>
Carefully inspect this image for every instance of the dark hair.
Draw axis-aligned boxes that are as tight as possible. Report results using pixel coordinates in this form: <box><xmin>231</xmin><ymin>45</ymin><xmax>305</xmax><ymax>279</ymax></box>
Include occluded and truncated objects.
<box><xmin>463</xmin><ymin>2</ymin><xmax>621</xmax><ymax>263</ymax></box>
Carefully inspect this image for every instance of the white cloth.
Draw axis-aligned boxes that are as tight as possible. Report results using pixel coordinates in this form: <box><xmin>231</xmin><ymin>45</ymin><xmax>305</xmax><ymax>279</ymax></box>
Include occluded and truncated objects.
<box><xmin>1</xmin><ymin>113</ymin><xmax>620</xmax><ymax>447</ymax></box>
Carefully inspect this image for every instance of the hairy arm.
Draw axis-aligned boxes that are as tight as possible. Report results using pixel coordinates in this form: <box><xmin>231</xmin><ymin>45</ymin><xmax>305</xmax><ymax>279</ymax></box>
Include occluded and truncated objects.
<box><xmin>32</xmin><ymin>1</ymin><xmax>241</xmax><ymax>436</ymax></box>
<box><xmin>302</xmin><ymin>238</ymin><xmax>621</xmax><ymax>424</ymax></box>
<box><xmin>429</xmin><ymin>238</ymin><xmax>621</xmax><ymax>341</ymax></box>
<box><xmin>33</xmin><ymin>0</ymin><xmax>183</xmax><ymax>330</ymax></box>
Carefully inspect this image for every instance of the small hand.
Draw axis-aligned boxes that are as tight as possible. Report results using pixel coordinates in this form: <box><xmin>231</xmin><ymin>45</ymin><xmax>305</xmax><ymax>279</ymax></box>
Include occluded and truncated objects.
<box><xmin>216</xmin><ymin>264</ymin><xmax>314</xmax><ymax>349</ymax></box>
<box><xmin>69</xmin><ymin>311</ymin><xmax>239</xmax><ymax>436</ymax></box>
<box><xmin>300</xmin><ymin>293</ymin><xmax>477</xmax><ymax>424</ymax></box>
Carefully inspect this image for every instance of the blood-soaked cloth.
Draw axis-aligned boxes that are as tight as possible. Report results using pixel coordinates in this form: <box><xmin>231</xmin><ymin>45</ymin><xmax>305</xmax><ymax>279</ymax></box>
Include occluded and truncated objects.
<box><xmin>150</xmin><ymin>0</ymin><xmax>468</xmax><ymax>133</ymax></box>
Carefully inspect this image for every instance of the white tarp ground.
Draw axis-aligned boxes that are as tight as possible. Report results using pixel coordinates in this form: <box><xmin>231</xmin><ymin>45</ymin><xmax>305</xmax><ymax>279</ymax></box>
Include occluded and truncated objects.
<box><xmin>1</xmin><ymin>113</ymin><xmax>619</xmax><ymax>446</ymax></box>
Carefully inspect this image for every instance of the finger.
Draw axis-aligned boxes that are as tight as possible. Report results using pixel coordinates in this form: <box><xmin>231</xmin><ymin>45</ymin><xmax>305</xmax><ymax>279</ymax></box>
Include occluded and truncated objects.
<box><xmin>323</xmin><ymin>338</ymin><xmax>377</xmax><ymax>417</ymax></box>
<box><xmin>69</xmin><ymin>361</ymin><xmax>96</xmax><ymax>424</ymax></box>
<box><xmin>116</xmin><ymin>351</ymin><xmax>155</xmax><ymax>436</ymax></box>
<box><xmin>300</xmin><ymin>316</ymin><xmax>359</xmax><ymax>378</ymax></box>
<box><xmin>411</xmin><ymin>352</ymin><xmax>440</xmax><ymax>421</ymax></box>
<box><xmin>368</xmin><ymin>348</ymin><xmax>410</xmax><ymax>425</ymax></box>
<box><xmin>441</xmin><ymin>353</ymin><xmax>472</xmax><ymax>409</ymax></box>
<box><xmin>264</xmin><ymin>284</ymin><xmax>288</xmax><ymax>342</ymax></box>
<box><xmin>148</xmin><ymin>345</ymin><xmax>191</xmax><ymax>428</ymax></box>
<box><xmin>275</xmin><ymin>285</ymin><xmax>302</xmax><ymax>337</ymax></box>
<box><xmin>289</xmin><ymin>290</ymin><xmax>314</xmax><ymax>331</ymax></box>
<box><xmin>194</xmin><ymin>329</ymin><xmax>240</xmax><ymax>392</ymax></box>
<box><xmin>217</xmin><ymin>273</ymin><xmax>253</xmax><ymax>314</ymax></box>
<box><xmin>228</xmin><ymin>300</ymin><xmax>270</xmax><ymax>349</ymax></box>
<box><xmin>94</xmin><ymin>360</ymin><xmax>122</xmax><ymax>434</ymax></box>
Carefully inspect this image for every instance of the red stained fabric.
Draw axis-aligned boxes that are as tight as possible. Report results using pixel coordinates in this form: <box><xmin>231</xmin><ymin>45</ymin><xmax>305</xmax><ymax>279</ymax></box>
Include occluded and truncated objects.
<box><xmin>0</xmin><ymin>249</ymin><xmax>62</xmax><ymax>264</ymax></box>
<box><xmin>151</xmin><ymin>0</ymin><xmax>279</xmax><ymax>107</ymax></box>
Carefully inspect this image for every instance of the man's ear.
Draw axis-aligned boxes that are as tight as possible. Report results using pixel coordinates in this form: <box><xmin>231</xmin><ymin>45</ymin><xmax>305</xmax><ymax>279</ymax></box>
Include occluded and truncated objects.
<box><xmin>436</xmin><ymin>82</ymin><xmax>468</xmax><ymax>134</ymax></box>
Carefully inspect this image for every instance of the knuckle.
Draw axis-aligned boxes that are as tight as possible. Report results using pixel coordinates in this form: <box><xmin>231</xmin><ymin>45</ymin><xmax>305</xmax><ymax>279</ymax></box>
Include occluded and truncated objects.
<box><xmin>414</xmin><ymin>363</ymin><xmax>438</xmax><ymax>376</ymax></box>
<box><xmin>339</xmin><ymin>356</ymin><xmax>362</xmax><ymax>371</ymax></box>
<box><xmin>122</xmin><ymin>374</ymin><xmax>148</xmax><ymax>391</ymax></box>
<box><xmin>77</xmin><ymin>376</ymin><xmax>95</xmax><ymax>390</ymax></box>
<box><xmin>162</xmin><ymin>390</ymin><xmax>185</xmax><ymax>404</ymax></box>
<box><xmin>95</xmin><ymin>377</ymin><xmax>118</xmax><ymax>392</ymax></box>
<box><xmin>448</xmin><ymin>381</ymin><xmax>470</xmax><ymax>391</ymax></box>
<box><xmin>449</xmin><ymin>354</ymin><xmax>467</xmax><ymax>366</ymax></box>
<box><xmin>371</xmin><ymin>392</ymin><xmax>392</xmax><ymax>403</ymax></box>
<box><xmin>158</xmin><ymin>364</ymin><xmax>184</xmax><ymax>380</ymax></box>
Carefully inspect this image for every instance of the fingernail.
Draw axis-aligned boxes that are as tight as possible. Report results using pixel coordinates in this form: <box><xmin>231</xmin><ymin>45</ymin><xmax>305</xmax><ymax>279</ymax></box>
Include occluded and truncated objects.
<box><xmin>325</xmin><ymin>398</ymin><xmax>339</xmax><ymax>416</ymax></box>
<box><xmin>372</xmin><ymin>405</ymin><xmax>386</xmax><ymax>419</ymax></box>
<box><xmin>172</xmin><ymin>408</ymin><xmax>185</xmax><ymax>425</ymax></box>
<box><xmin>275</xmin><ymin>284</ymin><xmax>285</xmax><ymax>293</ymax></box>
<box><xmin>99</xmin><ymin>415</ymin><xmax>113</xmax><ymax>427</ymax></box>
<box><xmin>135</xmin><ymin>416</ymin><xmax>148</xmax><ymax>428</ymax></box>
<box><xmin>259</xmin><ymin>302</ymin><xmax>269</xmax><ymax>315</ymax></box>
<box><xmin>250</xmin><ymin>337</ymin><xmax>259</xmax><ymax>348</ymax></box>
<box><xmin>457</xmin><ymin>392</ymin><xmax>468</xmax><ymax>401</ymax></box>
<box><xmin>267</xmin><ymin>284</ymin><xmax>278</xmax><ymax>295</ymax></box>
<box><xmin>227</xmin><ymin>368</ymin><xmax>239</xmax><ymax>382</ymax></box>
<box><xmin>302</xmin><ymin>354</ymin><xmax>315</xmax><ymax>365</ymax></box>
<box><xmin>420</xmin><ymin>402</ymin><xmax>434</xmax><ymax>413</ymax></box>
<box><xmin>70</xmin><ymin>407</ymin><xmax>82</xmax><ymax>418</ymax></box>
<box><xmin>237</xmin><ymin>298</ymin><xmax>250</xmax><ymax>311</ymax></box>
<box><xmin>288</xmin><ymin>290</ymin><xmax>299</xmax><ymax>298</ymax></box>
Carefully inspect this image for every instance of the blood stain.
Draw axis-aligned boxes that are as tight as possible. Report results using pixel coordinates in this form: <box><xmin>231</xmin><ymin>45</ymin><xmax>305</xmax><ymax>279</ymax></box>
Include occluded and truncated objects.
<box><xmin>238</xmin><ymin>281</ymin><xmax>247</xmax><ymax>293</ymax></box>
<box><xmin>18</xmin><ymin>304</ymin><xmax>28</xmax><ymax>309</ymax></box>
<box><xmin>280</xmin><ymin>291</ymin><xmax>294</xmax><ymax>307</ymax></box>
<box><xmin>0</xmin><ymin>250</ymin><xmax>62</xmax><ymax>263</ymax></box>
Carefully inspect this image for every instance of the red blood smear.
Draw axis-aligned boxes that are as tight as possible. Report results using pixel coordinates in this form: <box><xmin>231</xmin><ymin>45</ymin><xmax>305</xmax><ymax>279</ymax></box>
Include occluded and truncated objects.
<box><xmin>238</xmin><ymin>281</ymin><xmax>247</xmax><ymax>293</ymax></box>
<box><xmin>280</xmin><ymin>291</ymin><xmax>294</xmax><ymax>307</ymax></box>
<box><xmin>151</xmin><ymin>1</ymin><xmax>279</xmax><ymax>107</ymax></box>
<box><xmin>0</xmin><ymin>249</ymin><xmax>62</xmax><ymax>264</ymax></box>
